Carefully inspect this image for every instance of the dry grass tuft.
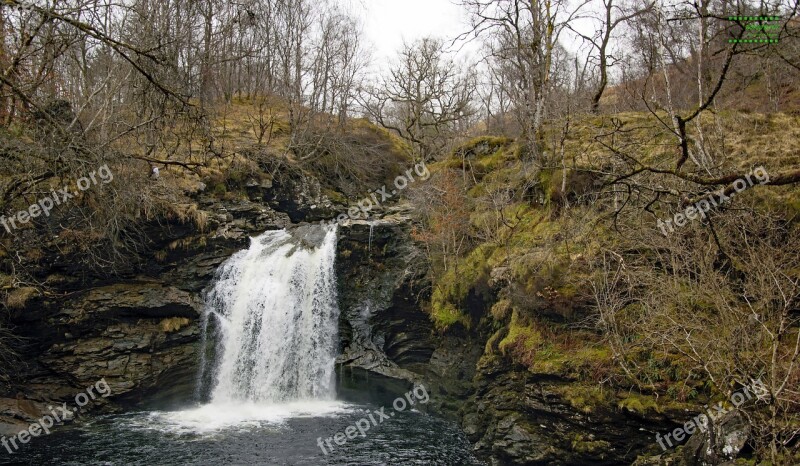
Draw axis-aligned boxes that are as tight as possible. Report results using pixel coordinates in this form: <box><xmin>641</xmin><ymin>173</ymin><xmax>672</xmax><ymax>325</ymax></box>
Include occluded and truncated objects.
<box><xmin>160</xmin><ymin>317</ymin><xmax>190</xmax><ymax>333</ymax></box>
<box><xmin>6</xmin><ymin>287</ymin><xmax>38</xmax><ymax>309</ymax></box>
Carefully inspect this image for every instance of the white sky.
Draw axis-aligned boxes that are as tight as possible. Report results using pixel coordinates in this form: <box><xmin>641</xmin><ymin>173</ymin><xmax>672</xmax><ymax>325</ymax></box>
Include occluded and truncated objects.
<box><xmin>348</xmin><ymin>0</ymin><xmax>600</xmax><ymax>73</ymax></box>
<box><xmin>353</xmin><ymin>0</ymin><xmax>478</xmax><ymax>71</ymax></box>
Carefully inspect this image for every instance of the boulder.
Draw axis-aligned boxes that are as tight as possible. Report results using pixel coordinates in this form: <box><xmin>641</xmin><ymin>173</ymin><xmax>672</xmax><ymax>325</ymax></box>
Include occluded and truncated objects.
<box><xmin>681</xmin><ymin>410</ymin><xmax>749</xmax><ymax>465</ymax></box>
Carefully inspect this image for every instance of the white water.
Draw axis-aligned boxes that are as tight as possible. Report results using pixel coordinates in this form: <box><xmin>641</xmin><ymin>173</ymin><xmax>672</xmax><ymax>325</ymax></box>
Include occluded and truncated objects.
<box><xmin>368</xmin><ymin>221</ymin><xmax>374</xmax><ymax>256</ymax></box>
<box><xmin>158</xmin><ymin>225</ymin><xmax>348</xmax><ymax>431</ymax></box>
<box><xmin>208</xmin><ymin>226</ymin><xmax>340</xmax><ymax>403</ymax></box>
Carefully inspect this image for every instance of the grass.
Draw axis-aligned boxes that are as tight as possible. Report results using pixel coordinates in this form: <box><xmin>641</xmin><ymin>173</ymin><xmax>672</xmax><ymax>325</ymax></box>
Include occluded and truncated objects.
<box><xmin>5</xmin><ymin>287</ymin><xmax>38</xmax><ymax>309</ymax></box>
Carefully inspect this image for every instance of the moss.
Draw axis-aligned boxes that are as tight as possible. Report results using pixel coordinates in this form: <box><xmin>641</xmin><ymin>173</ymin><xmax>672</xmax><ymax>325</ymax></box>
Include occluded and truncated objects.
<box><xmin>531</xmin><ymin>344</ymin><xmax>567</xmax><ymax>373</ymax></box>
<box><xmin>429</xmin><ymin>244</ymin><xmax>496</xmax><ymax>330</ymax></box>
<box><xmin>452</xmin><ymin>136</ymin><xmax>514</xmax><ymax>159</ymax></box>
<box><xmin>447</xmin><ymin>138</ymin><xmax>520</xmax><ymax>182</ymax></box>
<box><xmin>502</xmin><ymin>206</ymin><xmax>560</xmax><ymax>248</ymax></box>
<box><xmin>498</xmin><ymin>310</ymin><xmax>541</xmax><ymax>356</ymax></box>
<box><xmin>556</xmin><ymin>283</ymin><xmax>578</xmax><ymax>299</ymax></box>
<box><xmin>472</xmin><ymin>146</ymin><xmax>516</xmax><ymax>173</ymax></box>
<box><xmin>430</xmin><ymin>300</ymin><xmax>469</xmax><ymax>330</ymax></box>
<box><xmin>618</xmin><ymin>393</ymin><xmax>661</xmax><ymax>415</ymax></box>
<box><xmin>474</xmin><ymin>159</ymin><xmax>525</xmax><ymax>189</ymax></box>
<box><xmin>350</xmin><ymin>117</ymin><xmax>413</xmax><ymax>158</ymax></box>
<box><xmin>537</xmin><ymin>169</ymin><xmax>560</xmax><ymax>204</ymax></box>
<box><xmin>484</xmin><ymin>328</ymin><xmax>505</xmax><ymax>355</ymax></box>
<box><xmin>554</xmin><ymin>384</ymin><xmax>612</xmax><ymax>414</ymax></box>
<box><xmin>490</xmin><ymin>298</ymin><xmax>512</xmax><ymax>320</ymax></box>
<box><xmin>531</xmin><ymin>343</ymin><xmax>614</xmax><ymax>379</ymax></box>
<box><xmin>724</xmin><ymin>459</ymin><xmax>759</xmax><ymax>466</ymax></box>
<box><xmin>570</xmin><ymin>434</ymin><xmax>611</xmax><ymax>454</ymax></box>
<box><xmin>323</xmin><ymin>188</ymin><xmax>347</xmax><ymax>205</ymax></box>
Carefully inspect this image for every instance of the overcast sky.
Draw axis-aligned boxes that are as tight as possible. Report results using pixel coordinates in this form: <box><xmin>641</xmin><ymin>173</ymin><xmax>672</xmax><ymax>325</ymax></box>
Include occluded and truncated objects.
<box><xmin>350</xmin><ymin>0</ymin><xmax>598</xmax><ymax>73</ymax></box>
<box><xmin>354</xmin><ymin>0</ymin><xmax>478</xmax><ymax>71</ymax></box>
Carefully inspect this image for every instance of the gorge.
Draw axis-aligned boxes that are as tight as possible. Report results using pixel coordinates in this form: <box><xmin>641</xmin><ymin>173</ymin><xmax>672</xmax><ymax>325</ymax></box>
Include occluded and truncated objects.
<box><xmin>1</xmin><ymin>1</ymin><xmax>798</xmax><ymax>464</ymax></box>
<box><xmin>0</xmin><ymin>168</ymin><xmax>713</xmax><ymax>465</ymax></box>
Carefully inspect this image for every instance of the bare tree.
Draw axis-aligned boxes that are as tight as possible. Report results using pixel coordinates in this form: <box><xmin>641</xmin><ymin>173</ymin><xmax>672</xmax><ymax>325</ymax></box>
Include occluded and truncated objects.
<box><xmin>569</xmin><ymin>0</ymin><xmax>654</xmax><ymax>113</ymax></box>
<box><xmin>594</xmin><ymin>207</ymin><xmax>799</xmax><ymax>462</ymax></box>
<box><xmin>308</xmin><ymin>7</ymin><xmax>369</xmax><ymax>125</ymax></box>
<box><xmin>365</xmin><ymin>37</ymin><xmax>477</xmax><ymax>161</ymax></box>
<box><xmin>460</xmin><ymin>0</ymin><xmax>588</xmax><ymax>160</ymax></box>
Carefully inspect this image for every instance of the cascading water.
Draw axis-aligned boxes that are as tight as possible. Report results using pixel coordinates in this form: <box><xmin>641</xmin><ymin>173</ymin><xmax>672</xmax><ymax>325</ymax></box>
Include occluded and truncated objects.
<box><xmin>202</xmin><ymin>225</ymin><xmax>340</xmax><ymax>404</ymax></box>
<box><xmin>368</xmin><ymin>221</ymin><xmax>374</xmax><ymax>257</ymax></box>
<box><xmin>147</xmin><ymin>225</ymin><xmax>349</xmax><ymax>433</ymax></box>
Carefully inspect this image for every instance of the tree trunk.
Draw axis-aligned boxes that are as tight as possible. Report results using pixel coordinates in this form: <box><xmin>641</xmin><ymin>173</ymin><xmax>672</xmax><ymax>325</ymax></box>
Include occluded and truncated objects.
<box><xmin>200</xmin><ymin>0</ymin><xmax>214</xmax><ymax>106</ymax></box>
<box><xmin>591</xmin><ymin>0</ymin><xmax>613</xmax><ymax>113</ymax></box>
<box><xmin>0</xmin><ymin>4</ymin><xmax>7</xmax><ymax>124</ymax></box>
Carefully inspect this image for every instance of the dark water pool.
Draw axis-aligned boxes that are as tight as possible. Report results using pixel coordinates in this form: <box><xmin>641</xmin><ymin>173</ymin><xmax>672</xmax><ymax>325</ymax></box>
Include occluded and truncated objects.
<box><xmin>1</xmin><ymin>399</ymin><xmax>484</xmax><ymax>465</ymax></box>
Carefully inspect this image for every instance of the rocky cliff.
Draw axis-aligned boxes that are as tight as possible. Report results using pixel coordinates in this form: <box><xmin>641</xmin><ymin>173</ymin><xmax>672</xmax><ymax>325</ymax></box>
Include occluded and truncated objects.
<box><xmin>331</xmin><ymin>210</ymin><xmax>693</xmax><ymax>466</ymax></box>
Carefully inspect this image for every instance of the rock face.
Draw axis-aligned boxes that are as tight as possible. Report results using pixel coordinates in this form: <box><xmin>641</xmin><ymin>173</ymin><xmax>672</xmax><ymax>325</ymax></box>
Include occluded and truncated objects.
<box><xmin>2</xmin><ymin>190</ymin><xmax>290</xmax><ymax>430</ymax></box>
<box><xmin>464</xmin><ymin>358</ymin><xmax>670</xmax><ymax>465</ymax></box>
<box><xmin>335</xmin><ymin>212</ymin><xmax>433</xmax><ymax>383</ymax></box>
<box><xmin>680</xmin><ymin>411</ymin><xmax>750</xmax><ymax>465</ymax></box>
<box><xmin>38</xmin><ymin>283</ymin><xmax>202</xmax><ymax>407</ymax></box>
<box><xmin>249</xmin><ymin>156</ymin><xmax>339</xmax><ymax>223</ymax></box>
<box><xmin>0</xmin><ymin>398</ymin><xmax>52</xmax><ymax>437</ymax></box>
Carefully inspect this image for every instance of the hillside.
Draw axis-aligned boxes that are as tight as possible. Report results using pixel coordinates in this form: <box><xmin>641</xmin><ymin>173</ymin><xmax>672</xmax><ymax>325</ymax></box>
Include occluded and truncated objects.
<box><xmin>408</xmin><ymin>111</ymin><xmax>800</xmax><ymax>464</ymax></box>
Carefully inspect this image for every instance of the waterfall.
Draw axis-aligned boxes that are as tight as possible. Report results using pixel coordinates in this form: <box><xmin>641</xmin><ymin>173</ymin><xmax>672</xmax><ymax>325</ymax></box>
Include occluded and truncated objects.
<box><xmin>368</xmin><ymin>221</ymin><xmax>374</xmax><ymax>256</ymax></box>
<box><xmin>202</xmin><ymin>225</ymin><xmax>340</xmax><ymax>404</ymax></box>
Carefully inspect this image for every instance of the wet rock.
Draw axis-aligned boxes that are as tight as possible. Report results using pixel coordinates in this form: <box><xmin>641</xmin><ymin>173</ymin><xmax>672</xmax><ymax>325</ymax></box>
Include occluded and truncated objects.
<box><xmin>680</xmin><ymin>410</ymin><xmax>749</xmax><ymax>465</ymax></box>
<box><xmin>31</xmin><ymin>283</ymin><xmax>203</xmax><ymax>405</ymax></box>
<box><xmin>289</xmin><ymin>223</ymin><xmax>329</xmax><ymax>250</ymax></box>
<box><xmin>0</xmin><ymin>398</ymin><xmax>53</xmax><ymax>436</ymax></box>
<box><xmin>335</xmin><ymin>217</ymin><xmax>435</xmax><ymax>386</ymax></box>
